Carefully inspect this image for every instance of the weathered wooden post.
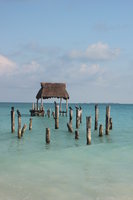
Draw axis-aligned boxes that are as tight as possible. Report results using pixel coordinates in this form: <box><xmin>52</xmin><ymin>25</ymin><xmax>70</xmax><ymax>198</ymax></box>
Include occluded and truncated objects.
<box><xmin>46</xmin><ymin>128</ymin><xmax>50</xmax><ymax>144</ymax></box>
<box><xmin>75</xmin><ymin>130</ymin><xmax>79</xmax><ymax>139</ymax></box>
<box><xmin>67</xmin><ymin>107</ymin><xmax>73</xmax><ymax>132</ymax></box>
<box><xmin>60</xmin><ymin>98</ymin><xmax>62</xmax><ymax>116</ymax></box>
<box><xmin>79</xmin><ymin>106</ymin><xmax>82</xmax><ymax>123</ymax></box>
<box><xmin>99</xmin><ymin>124</ymin><xmax>103</xmax><ymax>137</ymax></box>
<box><xmin>67</xmin><ymin>122</ymin><xmax>73</xmax><ymax>132</ymax></box>
<box><xmin>47</xmin><ymin>109</ymin><xmax>51</xmax><ymax>118</ymax></box>
<box><xmin>11</xmin><ymin>107</ymin><xmax>15</xmax><ymax>133</ymax></box>
<box><xmin>21</xmin><ymin>124</ymin><xmax>27</xmax><ymax>137</ymax></box>
<box><xmin>55</xmin><ymin>104</ymin><xmax>59</xmax><ymax>129</ymax></box>
<box><xmin>29</xmin><ymin>118</ymin><xmax>32</xmax><ymax>130</ymax></box>
<box><xmin>110</xmin><ymin>118</ymin><xmax>112</xmax><ymax>130</ymax></box>
<box><xmin>106</xmin><ymin>106</ymin><xmax>110</xmax><ymax>135</ymax></box>
<box><xmin>17</xmin><ymin>110</ymin><xmax>21</xmax><ymax>139</ymax></box>
<box><xmin>76</xmin><ymin>107</ymin><xmax>80</xmax><ymax>129</ymax></box>
<box><xmin>86</xmin><ymin>116</ymin><xmax>91</xmax><ymax>145</ymax></box>
<box><xmin>94</xmin><ymin>104</ymin><xmax>98</xmax><ymax>130</ymax></box>
<box><xmin>69</xmin><ymin>108</ymin><xmax>73</xmax><ymax>124</ymax></box>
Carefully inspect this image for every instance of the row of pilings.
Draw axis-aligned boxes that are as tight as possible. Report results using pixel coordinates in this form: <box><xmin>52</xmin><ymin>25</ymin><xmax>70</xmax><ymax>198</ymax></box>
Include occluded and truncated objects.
<box><xmin>11</xmin><ymin>107</ymin><xmax>32</xmax><ymax>139</ymax></box>
<box><xmin>11</xmin><ymin>104</ymin><xmax>113</xmax><ymax>145</ymax></box>
<box><xmin>45</xmin><ymin>103</ymin><xmax>113</xmax><ymax>145</ymax></box>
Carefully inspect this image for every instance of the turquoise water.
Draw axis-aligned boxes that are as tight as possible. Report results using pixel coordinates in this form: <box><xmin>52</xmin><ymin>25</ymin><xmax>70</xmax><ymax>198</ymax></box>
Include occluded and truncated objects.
<box><xmin>0</xmin><ymin>102</ymin><xmax>133</xmax><ymax>200</ymax></box>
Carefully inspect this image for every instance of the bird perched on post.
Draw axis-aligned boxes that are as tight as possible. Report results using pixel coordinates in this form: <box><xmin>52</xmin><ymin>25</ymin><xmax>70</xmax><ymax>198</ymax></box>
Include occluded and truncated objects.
<box><xmin>17</xmin><ymin>109</ymin><xmax>21</xmax><ymax>117</ymax></box>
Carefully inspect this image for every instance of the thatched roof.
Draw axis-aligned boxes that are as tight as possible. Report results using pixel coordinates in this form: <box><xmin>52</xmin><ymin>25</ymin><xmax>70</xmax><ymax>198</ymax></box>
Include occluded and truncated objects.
<box><xmin>36</xmin><ymin>82</ymin><xmax>69</xmax><ymax>100</ymax></box>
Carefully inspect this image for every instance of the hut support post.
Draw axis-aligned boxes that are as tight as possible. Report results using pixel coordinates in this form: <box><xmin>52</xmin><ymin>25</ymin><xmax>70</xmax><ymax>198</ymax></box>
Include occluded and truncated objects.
<box><xmin>60</xmin><ymin>98</ymin><xmax>62</xmax><ymax>115</ymax></box>
<box><xmin>11</xmin><ymin>107</ymin><xmax>15</xmax><ymax>133</ymax></box>
<box><xmin>41</xmin><ymin>97</ymin><xmax>43</xmax><ymax>110</ymax></box>
<box><xmin>37</xmin><ymin>99</ymin><xmax>38</xmax><ymax>111</ymax></box>
<box><xmin>55</xmin><ymin>105</ymin><xmax>59</xmax><ymax>129</ymax></box>
<box><xmin>86</xmin><ymin>116</ymin><xmax>91</xmax><ymax>145</ymax></box>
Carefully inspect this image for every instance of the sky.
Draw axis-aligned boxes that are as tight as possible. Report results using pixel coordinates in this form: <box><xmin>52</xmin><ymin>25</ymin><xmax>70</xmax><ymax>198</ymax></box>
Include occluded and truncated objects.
<box><xmin>0</xmin><ymin>0</ymin><xmax>133</xmax><ymax>103</ymax></box>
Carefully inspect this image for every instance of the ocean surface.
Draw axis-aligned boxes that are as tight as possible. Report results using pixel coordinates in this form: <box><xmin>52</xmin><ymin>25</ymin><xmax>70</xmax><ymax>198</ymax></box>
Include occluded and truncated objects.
<box><xmin>0</xmin><ymin>102</ymin><xmax>133</xmax><ymax>200</ymax></box>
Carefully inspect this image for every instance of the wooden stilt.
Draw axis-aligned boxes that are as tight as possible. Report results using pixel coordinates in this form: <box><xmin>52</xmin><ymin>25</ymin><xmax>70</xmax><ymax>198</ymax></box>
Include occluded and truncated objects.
<box><xmin>86</xmin><ymin>116</ymin><xmax>91</xmax><ymax>145</ymax></box>
<box><xmin>11</xmin><ymin>107</ymin><xmax>15</xmax><ymax>133</ymax></box>
<box><xmin>69</xmin><ymin>108</ymin><xmax>73</xmax><ymax>124</ymax></box>
<box><xmin>37</xmin><ymin>99</ymin><xmax>38</xmax><ymax>111</ymax></box>
<box><xmin>60</xmin><ymin>98</ymin><xmax>62</xmax><ymax>115</ymax></box>
<box><xmin>17</xmin><ymin>113</ymin><xmax>21</xmax><ymax>139</ymax></box>
<box><xmin>110</xmin><ymin>117</ymin><xmax>112</xmax><ymax>130</ymax></box>
<box><xmin>106</xmin><ymin>106</ymin><xmax>110</xmax><ymax>135</ymax></box>
<box><xmin>55</xmin><ymin>104</ymin><xmax>59</xmax><ymax>129</ymax></box>
<box><xmin>29</xmin><ymin>118</ymin><xmax>32</xmax><ymax>130</ymax></box>
<box><xmin>79</xmin><ymin>107</ymin><xmax>82</xmax><ymax>123</ymax></box>
<box><xmin>94</xmin><ymin>104</ymin><xmax>98</xmax><ymax>130</ymax></box>
<box><xmin>47</xmin><ymin>109</ymin><xmax>51</xmax><ymax>118</ymax></box>
<box><xmin>75</xmin><ymin>130</ymin><xmax>79</xmax><ymax>139</ymax></box>
<box><xmin>99</xmin><ymin>124</ymin><xmax>103</xmax><ymax>137</ymax></box>
<box><xmin>76</xmin><ymin>108</ymin><xmax>80</xmax><ymax>129</ymax></box>
<box><xmin>46</xmin><ymin>128</ymin><xmax>50</xmax><ymax>144</ymax></box>
<box><xmin>67</xmin><ymin>122</ymin><xmax>73</xmax><ymax>132</ymax></box>
<box><xmin>21</xmin><ymin>124</ymin><xmax>27</xmax><ymax>137</ymax></box>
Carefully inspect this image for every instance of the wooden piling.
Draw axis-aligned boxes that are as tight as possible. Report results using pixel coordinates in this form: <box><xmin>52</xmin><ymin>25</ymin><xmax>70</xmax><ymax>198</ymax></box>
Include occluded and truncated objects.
<box><xmin>110</xmin><ymin>117</ymin><xmax>112</xmax><ymax>130</ymax></box>
<box><xmin>47</xmin><ymin>109</ymin><xmax>51</xmax><ymax>118</ymax></box>
<box><xmin>79</xmin><ymin>107</ymin><xmax>82</xmax><ymax>123</ymax></box>
<box><xmin>94</xmin><ymin>104</ymin><xmax>98</xmax><ymax>130</ymax></box>
<box><xmin>18</xmin><ymin>114</ymin><xmax>21</xmax><ymax>139</ymax></box>
<box><xmin>75</xmin><ymin>130</ymin><xmax>79</xmax><ymax>139</ymax></box>
<box><xmin>29</xmin><ymin>118</ymin><xmax>32</xmax><ymax>130</ymax></box>
<box><xmin>99</xmin><ymin>124</ymin><xmax>103</xmax><ymax>137</ymax></box>
<box><xmin>76</xmin><ymin>108</ymin><xmax>80</xmax><ymax>129</ymax></box>
<box><xmin>69</xmin><ymin>109</ymin><xmax>73</xmax><ymax>124</ymax></box>
<box><xmin>21</xmin><ymin>124</ymin><xmax>27</xmax><ymax>137</ymax></box>
<box><xmin>106</xmin><ymin>106</ymin><xmax>110</xmax><ymax>135</ymax></box>
<box><xmin>86</xmin><ymin>116</ymin><xmax>91</xmax><ymax>145</ymax></box>
<box><xmin>11</xmin><ymin>107</ymin><xmax>15</xmax><ymax>133</ymax></box>
<box><xmin>46</xmin><ymin>128</ymin><xmax>50</xmax><ymax>144</ymax></box>
<box><xmin>67</xmin><ymin>122</ymin><xmax>73</xmax><ymax>133</ymax></box>
<box><xmin>55</xmin><ymin>104</ymin><xmax>59</xmax><ymax>129</ymax></box>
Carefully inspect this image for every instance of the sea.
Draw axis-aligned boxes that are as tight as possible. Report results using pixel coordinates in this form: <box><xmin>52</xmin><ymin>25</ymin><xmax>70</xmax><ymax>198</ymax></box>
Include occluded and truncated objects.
<box><xmin>0</xmin><ymin>102</ymin><xmax>133</xmax><ymax>200</ymax></box>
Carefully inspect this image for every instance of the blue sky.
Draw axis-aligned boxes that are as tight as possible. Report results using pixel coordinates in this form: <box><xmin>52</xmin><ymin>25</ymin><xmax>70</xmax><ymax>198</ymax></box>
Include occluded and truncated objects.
<box><xmin>0</xmin><ymin>0</ymin><xmax>133</xmax><ymax>103</ymax></box>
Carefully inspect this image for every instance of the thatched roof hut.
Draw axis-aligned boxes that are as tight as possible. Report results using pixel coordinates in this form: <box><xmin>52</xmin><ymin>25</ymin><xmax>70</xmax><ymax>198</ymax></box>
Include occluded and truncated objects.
<box><xmin>36</xmin><ymin>82</ymin><xmax>69</xmax><ymax>100</ymax></box>
<box><xmin>35</xmin><ymin>82</ymin><xmax>69</xmax><ymax>116</ymax></box>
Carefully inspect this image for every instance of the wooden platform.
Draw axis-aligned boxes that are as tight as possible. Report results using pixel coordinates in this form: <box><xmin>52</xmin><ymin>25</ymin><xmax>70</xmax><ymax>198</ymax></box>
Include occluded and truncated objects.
<box><xmin>30</xmin><ymin>109</ymin><xmax>44</xmax><ymax>117</ymax></box>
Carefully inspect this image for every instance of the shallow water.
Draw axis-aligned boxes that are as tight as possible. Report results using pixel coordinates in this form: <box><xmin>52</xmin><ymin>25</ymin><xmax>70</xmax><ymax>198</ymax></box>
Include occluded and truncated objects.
<box><xmin>0</xmin><ymin>103</ymin><xmax>133</xmax><ymax>200</ymax></box>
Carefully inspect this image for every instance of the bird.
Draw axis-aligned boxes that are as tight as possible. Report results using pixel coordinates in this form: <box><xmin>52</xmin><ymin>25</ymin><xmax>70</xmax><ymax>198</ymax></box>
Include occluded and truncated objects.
<box><xmin>75</xmin><ymin>106</ymin><xmax>79</xmax><ymax>110</ymax></box>
<box><xmin>69</xmin><ymin>106</ymin><xmax>73</xmax><ymax>110</ymax></box>
<box><xmin>17</xmin><ymin>109</ymin><xmax>21</xmax><ymax>117</ymax></box>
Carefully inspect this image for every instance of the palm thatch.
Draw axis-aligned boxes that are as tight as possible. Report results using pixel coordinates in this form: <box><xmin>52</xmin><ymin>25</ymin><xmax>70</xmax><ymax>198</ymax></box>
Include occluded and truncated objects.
<box><xmin>36</xmin><ymin>82</ymin><xmax>69</xmax><ymax>100</ymax></box>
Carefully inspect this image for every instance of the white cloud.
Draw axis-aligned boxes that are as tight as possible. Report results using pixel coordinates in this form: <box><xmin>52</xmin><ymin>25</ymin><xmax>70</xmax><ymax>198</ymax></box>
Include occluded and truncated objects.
<box><xmin>0</xmin><ymin>54</ymin><xmax>16</xmax><ymax>76</ymax></box>
<box><xmin>20</xmin><ymin>61</ymin><xmax>40</xmax><ymax>74</ymax></box>
<box><xmin>69</xmin><ymin>42</ymin><xmax>120</xmax><ymax>61</ymax></box>
<box><xmin>80</xmin><ymin>63</ymin><xmax>100</xmax><ymax>75</ymax></box>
